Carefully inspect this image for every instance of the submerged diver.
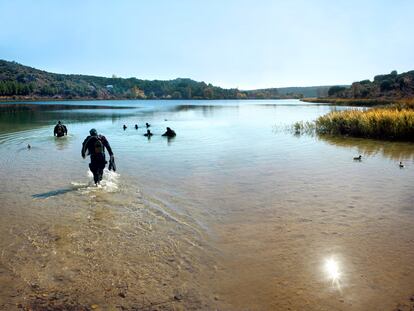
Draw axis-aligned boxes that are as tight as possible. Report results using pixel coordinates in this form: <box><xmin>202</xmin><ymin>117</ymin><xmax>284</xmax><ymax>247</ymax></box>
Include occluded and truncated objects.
<box><xmin>123</xmin><ymin>124</ymin><xmax>127</xmax><ymax>130</ymax></box>
<box><xmin>145</xmin><ymin>122</ymin><xmax>151</xmax><ymax>128</ymax></box>
<box><xmin>162</xmin><ymin>127</ymin><xmax>176</xmax><ymax>137</ymax></box>
<box><xmin>134</xmin><ymin>124</ymin><xmax>138</xmax><ymax>130</ymax></box>
<box><xmin>54</xmin><ymin>121</ymin><xmax>68</xmax><ymax>137</ymax></box>
<box><xmin>81</xmin><ymin>129</ymin><xmax>114</xmax><ymax>185</ymax></box>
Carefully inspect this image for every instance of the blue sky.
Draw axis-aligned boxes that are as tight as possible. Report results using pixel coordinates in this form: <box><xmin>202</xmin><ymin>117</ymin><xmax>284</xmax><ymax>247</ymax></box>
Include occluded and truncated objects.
<box><xmin>0</xmin><ymin>0</ymin><xmax>413</xmax><ymax>89</ymax></box>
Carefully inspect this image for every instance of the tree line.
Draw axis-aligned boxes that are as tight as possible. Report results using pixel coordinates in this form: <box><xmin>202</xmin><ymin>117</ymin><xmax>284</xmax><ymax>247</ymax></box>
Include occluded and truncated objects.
<box><xmin>0</xmin><ymin>60</ymin><xmax>331</xmax><ymax>100</ymax></box>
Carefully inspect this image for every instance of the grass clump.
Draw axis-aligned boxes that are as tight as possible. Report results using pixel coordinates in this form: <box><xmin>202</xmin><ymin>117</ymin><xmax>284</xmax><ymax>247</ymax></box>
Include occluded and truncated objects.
<box><xmin>293</xmin><ymin>121</ymin><xmax>315</xmax><ymax>135</ymax></box>
<box><xmin>315</xmin><ymin>107</ymin><xmax>414</xmax><ymax>141</ymax></box>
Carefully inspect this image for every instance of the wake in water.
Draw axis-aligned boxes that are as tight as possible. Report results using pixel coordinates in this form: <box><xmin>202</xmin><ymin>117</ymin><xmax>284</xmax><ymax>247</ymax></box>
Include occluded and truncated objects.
<box><xmin>32</xmin><ymin>169</ymin><xmax>120</xmax><ymax>199</ymax></box>
<box><xmin>73</xmin><ymin>168</ymin><xmax>120</xmax><ymax>194</ymax></box>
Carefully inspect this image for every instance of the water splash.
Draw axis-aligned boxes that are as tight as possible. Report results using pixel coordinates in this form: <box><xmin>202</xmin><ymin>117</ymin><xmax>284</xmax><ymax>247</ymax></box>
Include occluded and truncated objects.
<box><xmin>76</xmin><ymin>169</ymin><xmax>120</xmax><ymax>194</ymax></box>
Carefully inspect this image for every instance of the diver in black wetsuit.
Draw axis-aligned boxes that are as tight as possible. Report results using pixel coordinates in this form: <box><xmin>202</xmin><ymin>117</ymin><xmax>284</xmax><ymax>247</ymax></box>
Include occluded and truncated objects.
<box><xmin>54</xmin><ymin>121</ymin><xmax>68</xmax><ymax>137</ymax></box>
<box><xmin>162</xmin><ymin>127</ymin><xmax>176</xmax><ymax>138</ymax></box>
<box><xmin>81</xmin><ymin>129</ymin><xmax>114</xmax><ymax>185</ymax></box>
<box><xmin>144</xmin><ymin>129</ymin><xmax>153</xmax><ymax>137</ymax></box>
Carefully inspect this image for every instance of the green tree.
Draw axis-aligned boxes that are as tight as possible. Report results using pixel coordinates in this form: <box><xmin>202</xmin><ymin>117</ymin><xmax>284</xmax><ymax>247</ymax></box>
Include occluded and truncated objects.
<box><xmin>172</xmin><ymin>91</ymin><xmax>182</xmax><ymax>99</ymax></box>
<box><xmin>328</xmin><ymin>86</ymin><xmax>346</xmax><ymax>96</ymax></box>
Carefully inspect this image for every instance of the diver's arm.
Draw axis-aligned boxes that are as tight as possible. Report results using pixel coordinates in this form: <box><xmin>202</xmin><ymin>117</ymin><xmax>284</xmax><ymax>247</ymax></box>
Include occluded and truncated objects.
<box><xmin>53</xmin><ymin>125</ymin><xmax>58</xmax><ymax>136</ymax></box>
<box><xmin>101</xmin><ymin>136</ymin><xmax>114</xmax><ymax>156</ymax></box>
<box><xmin>64</xmin><ymin>125</ymin><xmax>68</xmax><ymax>135</ymax></box>
<box><xmin>81</xmin><ymin>137</ymin><xmax>89</xmax><ymax>158</ymax></box>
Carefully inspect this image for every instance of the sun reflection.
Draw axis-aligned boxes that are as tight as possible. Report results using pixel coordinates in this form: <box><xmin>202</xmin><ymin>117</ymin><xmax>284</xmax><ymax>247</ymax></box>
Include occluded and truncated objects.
<box><xmin>324</xmin><ymin>257</ymin><xmax>342</xmax><ymax>289</ymax></box>
<box><xmin>325</xmin><ymin>258</ymin><xmax>340</xmax><ymax>281</ymax></box>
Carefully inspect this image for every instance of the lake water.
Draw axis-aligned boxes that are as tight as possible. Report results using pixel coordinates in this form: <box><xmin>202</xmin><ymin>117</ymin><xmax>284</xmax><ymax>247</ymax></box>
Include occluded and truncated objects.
<box><xmin>0</xmin><ymin>99</ymin><xmax>413</xmax><ymax>310</ymax></box>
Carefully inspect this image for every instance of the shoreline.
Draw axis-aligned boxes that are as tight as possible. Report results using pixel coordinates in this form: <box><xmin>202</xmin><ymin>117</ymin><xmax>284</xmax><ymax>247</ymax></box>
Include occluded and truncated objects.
<box><xmin>300</xmin><ymin>97</ymin><xmax>414</xmax><ymax>107</ymax></box>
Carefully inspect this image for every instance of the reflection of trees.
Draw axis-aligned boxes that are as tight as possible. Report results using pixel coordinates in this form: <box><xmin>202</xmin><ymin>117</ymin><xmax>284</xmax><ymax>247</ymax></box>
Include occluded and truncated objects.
<box><xmin>0</xmin><ymin>103</ymin><xmax>133</xmax><ymax>112</ymax></box>
<box><xmin>318</xmin><ymin>134</ymin><xmax>414</xmax><ymax>161</ymax></box>
<box><xmin>0</xmin><ymin>108</ymin><xmax>136</xmax><ymax>134</ymax></box>
<box><xmin>171</xmin><ymin>104</ymin><xmax>239</xmax><ymax>117</ymax></box>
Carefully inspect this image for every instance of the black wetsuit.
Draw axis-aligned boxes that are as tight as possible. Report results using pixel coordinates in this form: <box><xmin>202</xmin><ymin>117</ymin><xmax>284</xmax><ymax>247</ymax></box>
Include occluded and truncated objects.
<box><xmin>81</xmin><ymin>135</ymin><xmax>113</xmax><ymax>184</ymax></box>
<box><xmin>54</xmin><ymin>124</ymin><xmax>67</xmax><ymax>137</ymax></box>
<box><xmin>162</xmin><ymin>129</ymin><xmax>176</xmax><ymax>137</ymax></box>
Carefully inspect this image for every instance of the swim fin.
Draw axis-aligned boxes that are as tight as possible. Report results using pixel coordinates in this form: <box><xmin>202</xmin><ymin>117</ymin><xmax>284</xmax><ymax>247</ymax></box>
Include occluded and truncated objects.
<box><xmin>109</xmin><ymin>157</ymin><xmax>116</xmax><ymax>172</ymax></box>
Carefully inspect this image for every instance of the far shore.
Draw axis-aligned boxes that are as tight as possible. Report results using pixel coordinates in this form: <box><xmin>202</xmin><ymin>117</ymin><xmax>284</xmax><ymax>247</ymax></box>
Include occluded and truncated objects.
<box><xmin>300</xmin><ymin>97</ymin><xmax>414</xmax><ymax>106</ymax></box>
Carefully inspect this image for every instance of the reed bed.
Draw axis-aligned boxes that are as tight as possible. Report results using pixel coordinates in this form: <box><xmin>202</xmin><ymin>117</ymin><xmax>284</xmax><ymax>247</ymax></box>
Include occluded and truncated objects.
<box><xmin>301</xmin><ymin>98</ymin><xmax>394</xmax><ymax>106</ymax></box>
<box><xmin>315</xmin><ymin>107</ymin><xmax>414</xmax><ymax>141</ymax></box>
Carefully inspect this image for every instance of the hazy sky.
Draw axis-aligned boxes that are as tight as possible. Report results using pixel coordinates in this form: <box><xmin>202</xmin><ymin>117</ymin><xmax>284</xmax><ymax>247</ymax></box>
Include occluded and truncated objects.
<box><xmin>1</xmin><ymin>0</ymin><xmax>413</xmax><ymax>89</ymax></box>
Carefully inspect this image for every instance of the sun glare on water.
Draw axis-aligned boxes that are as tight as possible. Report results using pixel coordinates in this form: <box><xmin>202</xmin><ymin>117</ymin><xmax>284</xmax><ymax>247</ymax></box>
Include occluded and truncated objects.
<box><xmin>324</xmin><ymin>257</ymin><xmax>341</xmax><ymax>282</ymax></box>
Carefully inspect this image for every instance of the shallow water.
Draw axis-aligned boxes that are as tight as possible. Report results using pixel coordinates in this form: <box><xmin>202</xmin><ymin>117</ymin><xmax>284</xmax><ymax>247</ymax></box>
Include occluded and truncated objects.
<box><xmin>0</xmin><ymin>99</ymin><xmax>413</xmax><ymax>310</ymax></box>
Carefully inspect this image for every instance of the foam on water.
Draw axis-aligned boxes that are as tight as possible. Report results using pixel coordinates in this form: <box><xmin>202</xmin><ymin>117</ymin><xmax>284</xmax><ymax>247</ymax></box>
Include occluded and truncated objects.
<box><xmin>73</xmin><ymin>169</ymin><xmax>120</xmax><ymax>194</ymax></box>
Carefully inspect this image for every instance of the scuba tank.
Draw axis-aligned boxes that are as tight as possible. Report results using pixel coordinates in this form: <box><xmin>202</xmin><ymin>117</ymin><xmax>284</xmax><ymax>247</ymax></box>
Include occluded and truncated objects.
<box><xmin>94</xmin><ymin>138</ymin><xmax>104</xmax><ymax>154</ymax></box>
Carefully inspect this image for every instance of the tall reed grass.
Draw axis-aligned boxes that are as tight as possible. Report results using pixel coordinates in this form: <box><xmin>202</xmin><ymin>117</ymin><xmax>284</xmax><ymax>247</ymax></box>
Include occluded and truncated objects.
<box><xmin>315</xmin><ymin>107</ymin><xmax>414</xmax><ymax>141</ymax></box>
<box><xmin>301</xmin><ymin>97</ymin><xmax>414</xmax><ymax>108</ymax></box>
<box><xmin>301</xmin><ymin>98</ymin><xmax>394</xmax><ymax>106</ymax></box>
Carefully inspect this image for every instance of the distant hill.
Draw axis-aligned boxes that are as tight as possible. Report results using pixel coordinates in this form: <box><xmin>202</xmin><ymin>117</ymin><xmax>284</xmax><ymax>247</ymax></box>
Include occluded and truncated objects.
<box><xmin>245</xmin><ymin>85</ymin><xmax>344</xmax><ymax>99</ymax></box>
<box><xmin>0</xmin><ymin>60</ymin><xmax>332</xmax><ymax>101</ymax></box>
<box><xmin>0</xmin><ymin>60</ymin><xmax>243</xmax><ymax>100</ymax></box>
<box><xmin>327</xmin><ymin>70</ymin><xmax>414</xmax><ymax>99</ymax></box>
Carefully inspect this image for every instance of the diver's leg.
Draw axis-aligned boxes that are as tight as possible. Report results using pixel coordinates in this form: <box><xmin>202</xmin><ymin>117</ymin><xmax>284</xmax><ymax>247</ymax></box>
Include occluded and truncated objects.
<box><xmin>89</xmin><ymin>163</ymin><xmax>99</xmax><ymax>184</ymax></box>
<box><xmin>97</xmin><ymin>155</ymin><xmax>106</xmax><ymax>183</ymax></box>
<box><xmin>97</xmin><ymin>168</ymin><xmax>104</xmax><ymax>182</ymax></box>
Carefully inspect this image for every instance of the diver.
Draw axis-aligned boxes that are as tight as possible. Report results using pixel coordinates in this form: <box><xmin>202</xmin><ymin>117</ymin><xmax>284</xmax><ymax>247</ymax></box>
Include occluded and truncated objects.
<box><xmin>162</xmin><ymin>127</ymin><xmax>176</xmax><ymax>138</ymax></box>
<box><xmin>144</xmin><ymin>129</ymin><xmax>153</xmax><ymax>137</ymax></box>
<box><xmin>81</xmin><ymin>129</ymin><xmax>114</xmax><ymax>185</ymax></box>
<box><xmin>145</xmin><ymin>122</ymin><xmax>151</xmax><ymax>128</ymax></box>
<box><xmin>54</xmin><ymin>121</ymin><xmax>68</xmax><ymax>137</ymax></box>
<box><xmin>134</xmin><ymin>124</ymin><xmax>138</xmax><ymax>130</ymax></box>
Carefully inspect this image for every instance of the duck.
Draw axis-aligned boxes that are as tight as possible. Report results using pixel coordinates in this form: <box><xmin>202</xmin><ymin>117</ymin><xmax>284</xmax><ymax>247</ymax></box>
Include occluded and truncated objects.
<box><xmin>353</xmin><ymin>155</ymin><xmax>362</xmax><ymax>160</ymax></box>
<box><xmin>399</xmin><ymin>161</ymin><xmax>404</xmax><ymax>168</ymax></box>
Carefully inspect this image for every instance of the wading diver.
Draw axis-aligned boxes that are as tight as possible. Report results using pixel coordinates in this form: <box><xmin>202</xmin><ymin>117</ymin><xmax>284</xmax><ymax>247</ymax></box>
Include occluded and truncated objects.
<box><xmin>54</xmin><ymin>121</ymin><xmax>68</xmax><ymax>137</ymax></box>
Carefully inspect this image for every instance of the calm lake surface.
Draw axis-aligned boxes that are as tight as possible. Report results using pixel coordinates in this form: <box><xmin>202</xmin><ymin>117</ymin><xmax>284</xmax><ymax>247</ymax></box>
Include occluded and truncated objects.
<box><xmin>0</xmin><ymin>99</ymin><xmax>413</xmax><ymax>310</ymax></box>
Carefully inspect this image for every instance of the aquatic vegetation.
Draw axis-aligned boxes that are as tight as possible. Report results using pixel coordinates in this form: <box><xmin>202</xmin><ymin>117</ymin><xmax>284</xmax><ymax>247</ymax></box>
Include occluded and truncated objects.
<box><xmin>302</xmin><ymin>97</ymin><xmax>414</xmax><ymax>108</ymax></box>
<box><xmin>315</xmin><ymin>107</ymin><xmax>414</xmax><ymax>141</ymax></box>
<box><xmin>292</xmin><ymin>121</ymin><xmax>315</xmax><ymax>135</ymax></box>
<box><xmin>301</xmin><ymin>97</ymin><xmax>395</xmax><ymax>107</ymax></box>
<box><xmin>293</xmin><ymin>99</ymin><xmax>414</xmax><ymax>141</ymax></box>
